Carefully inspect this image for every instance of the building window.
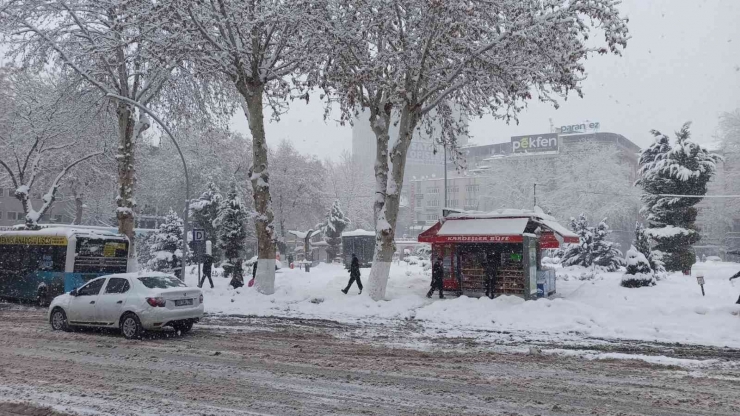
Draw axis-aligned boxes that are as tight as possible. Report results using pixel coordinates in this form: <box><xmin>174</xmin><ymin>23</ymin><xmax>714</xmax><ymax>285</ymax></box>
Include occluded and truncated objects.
<box><xmin>426</xmin><ymin>187</ymin><xmax>439</xmax><ymax>194</ymax></box>
<box><xmin>0</xmin><ymin>211</ymin><xmax>3</xmax><ymax>219</ymax></box>
<box><xmin>446</xmin><ymin>200</ymin><xmax>458</xmax><ymax>207</ymax></box>
<box><xmin>426</xmin><ymin>214</ymin><xmax>439</xmax><ymax>221</ymax></box>
<box><xmin>466</xmin><ymin>184</ymin><xmax>480</xmax><ymax>193</ymax></box>
<box><xmin>426</xmin><ymin>199</ymin><xmax>439</xmax><ymax>207</ymax></box>
<box><xmin>0</xmin><ymin>188</ymin><xmax>3</xmax><ymax>197</ymax></box>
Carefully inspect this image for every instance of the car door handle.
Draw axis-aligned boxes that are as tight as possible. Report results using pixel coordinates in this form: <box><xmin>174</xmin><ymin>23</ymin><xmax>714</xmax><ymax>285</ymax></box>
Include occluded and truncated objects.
<box><xmin>90</xmin><ymin>301</ymin><xmax>95</xmax><ymax>304</ymax></box>
<box><xmin>116</xmin><ymin>300</ymin><xmax>123</xmax><ymax>304</ymax></box>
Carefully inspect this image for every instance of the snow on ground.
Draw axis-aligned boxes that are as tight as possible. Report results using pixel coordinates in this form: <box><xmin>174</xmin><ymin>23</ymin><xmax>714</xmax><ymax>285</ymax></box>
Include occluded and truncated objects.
<box><xmin>186</xmin><ymin>260</ymin><xmax>740</xmax><ymax>348</ymax></box>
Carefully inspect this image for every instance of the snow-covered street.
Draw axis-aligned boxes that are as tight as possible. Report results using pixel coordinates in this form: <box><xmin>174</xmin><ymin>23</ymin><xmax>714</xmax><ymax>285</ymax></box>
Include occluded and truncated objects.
<box><xmin>188</xmin><ymin>260</ymin><xmax>740</xmax><ymax>350</ymax></box>
<box><xmin>1</xmin><ymin>305</ymin><xmax>740</xmax><ymax>416</ymax></box>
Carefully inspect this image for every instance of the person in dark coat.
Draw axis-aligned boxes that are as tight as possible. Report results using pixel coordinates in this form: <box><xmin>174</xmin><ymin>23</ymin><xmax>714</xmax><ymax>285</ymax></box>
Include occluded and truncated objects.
<box><xmin>199</xmin><ymin>253</ymin><xmax>214</xmax><ymax>288</ymax></box>
<box><xmin>230</xmin><ymin>260</ymin><xmax>244</xmax><ymax>289</ymax></box>
<box><xmin>484</xmin><ymin>252</ymin><xmax>498</xmax><ymax>299</ymax></box>
<box><xmin>253</xmin><ymin>261</ymin><xmax>258</xmax><ymax>281</ymax></box>
<box><xmin>730</xmin><ymin>271</ymin><xmax>740</xmax><ymax>304</ymax></box>
<box><xmin>427</xmin><ymin>256</ymin><xmax>444</xmax><ymax>299</ymax></box>
<box><xmin>342</xmin><ymin>254</ymin><xmax>363</xmax><ymax>294</ymax></box>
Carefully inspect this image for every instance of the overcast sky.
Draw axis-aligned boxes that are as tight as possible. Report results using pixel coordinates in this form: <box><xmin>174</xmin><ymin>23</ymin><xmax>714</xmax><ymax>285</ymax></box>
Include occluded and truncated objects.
<box><xmin>232</xmin><ymin>0</ymin><xmax>740</xmax><ymax>160</ymax></box>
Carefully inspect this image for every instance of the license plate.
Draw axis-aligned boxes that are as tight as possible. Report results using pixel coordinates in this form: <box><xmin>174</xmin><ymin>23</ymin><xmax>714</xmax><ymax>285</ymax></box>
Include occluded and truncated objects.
<box><xmin>174</xmin><ymin>299</ymin><xmax>193</xmax><ymax>306</ymax></box>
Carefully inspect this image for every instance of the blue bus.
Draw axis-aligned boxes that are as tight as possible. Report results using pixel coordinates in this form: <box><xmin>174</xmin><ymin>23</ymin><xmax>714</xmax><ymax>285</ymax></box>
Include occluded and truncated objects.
<box><xmin>0</xmin><ymin>228</ymin><xmax>129</xmax><ymax>306</ymax></box>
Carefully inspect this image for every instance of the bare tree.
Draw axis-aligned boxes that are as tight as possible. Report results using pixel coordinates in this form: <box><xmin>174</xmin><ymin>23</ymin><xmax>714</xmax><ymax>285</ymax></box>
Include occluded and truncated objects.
<box><xmin>0</xmin><ymin>72</ymin><xmax>103</xmax><ymax>228</ymax></box>
<box><xmin>320</xmin><ymin>0</ymin><xmax>629</xmax><ymax>299</ymax></box>
<box><xmin>0</xmin><ymin>0</ymin><xmax>192</xmax><ymax>267</ymax></box>
<box><xmin>168</xmin><ymin>0</ymin><xmax>324</xmax><ymax>294</ymax></box>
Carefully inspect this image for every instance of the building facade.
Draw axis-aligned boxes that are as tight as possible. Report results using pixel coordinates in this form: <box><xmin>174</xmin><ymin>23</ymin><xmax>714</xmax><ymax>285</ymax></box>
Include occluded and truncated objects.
<box><xmin>0</xmin><ymin>186</ymin><xmax>75</xmax><ymax>228</ymax></box>
<box><xmin>407</xmin><ymin>132</ymin><xmax>642</xmax><ymax>250</ymax></box>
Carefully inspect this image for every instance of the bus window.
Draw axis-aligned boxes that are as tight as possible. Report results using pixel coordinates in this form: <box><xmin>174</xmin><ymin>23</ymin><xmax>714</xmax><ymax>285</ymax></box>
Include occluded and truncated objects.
<box><xmin>74</xmin><ymin>238</ymin><xmax>128</xmax><ymax>274</ymax></box>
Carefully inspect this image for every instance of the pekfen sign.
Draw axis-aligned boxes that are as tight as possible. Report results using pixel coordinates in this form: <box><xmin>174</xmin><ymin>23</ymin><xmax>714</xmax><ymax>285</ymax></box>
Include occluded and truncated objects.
<box><xmin>510</xmin><ymin>133</ymin><xmax>558</xmax><ymax>154</ymax></box>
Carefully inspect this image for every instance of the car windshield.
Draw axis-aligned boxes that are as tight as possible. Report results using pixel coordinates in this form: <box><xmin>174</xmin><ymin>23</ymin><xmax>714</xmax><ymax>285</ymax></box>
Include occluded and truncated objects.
<box><xmin>137</xmin><ymin>276</ymin><xmax>187</xmax><ymax>289</ymax></box>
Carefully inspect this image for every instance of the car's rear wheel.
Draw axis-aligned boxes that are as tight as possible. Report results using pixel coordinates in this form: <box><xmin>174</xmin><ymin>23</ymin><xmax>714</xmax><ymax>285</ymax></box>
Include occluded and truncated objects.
<box><xmin>120</xmin><ymin>313</ymin><xmax>142</xmax><ymax>340</ymax></box>
<box><xmin>50</xmin><ymin>307</ymin><xmax>69</xmax><ymax>332</ymax></box>
<box><xmin>173</xmin><ymin>320</ymin><xmax>193</xmax><ymax>335</ymax></box>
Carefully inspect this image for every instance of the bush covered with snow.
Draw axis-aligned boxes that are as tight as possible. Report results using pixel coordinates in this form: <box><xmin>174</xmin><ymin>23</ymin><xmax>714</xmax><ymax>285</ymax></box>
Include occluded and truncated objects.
<box><xmin>621</xmin><ymin>246</ymin><xmax>656</xmax><ymax>288</ymax></box>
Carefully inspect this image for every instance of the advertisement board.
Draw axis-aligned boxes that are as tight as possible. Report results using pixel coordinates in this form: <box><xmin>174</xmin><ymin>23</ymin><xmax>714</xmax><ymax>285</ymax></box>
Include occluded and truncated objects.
<box><xmin>510</xmin><ymin>133</ymin><xmax>558</xmax><ymax>154</ymax></box>
<box><xmin>407</xmin><ymin>141</ymin><xmax>444</xmax><ymax>165</ymax></box>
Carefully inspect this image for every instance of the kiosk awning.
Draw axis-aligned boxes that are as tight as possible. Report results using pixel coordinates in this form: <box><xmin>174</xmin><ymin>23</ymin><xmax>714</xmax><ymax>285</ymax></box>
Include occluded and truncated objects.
<box><xmin>420</xmin><ymin>217</ymin><xmax>528</xmax><ymax>243</ymax></box>
<box><xmin>539</xmin><ymin>220</ymin><xmax>580</xmax><ymax>244</ymax></box>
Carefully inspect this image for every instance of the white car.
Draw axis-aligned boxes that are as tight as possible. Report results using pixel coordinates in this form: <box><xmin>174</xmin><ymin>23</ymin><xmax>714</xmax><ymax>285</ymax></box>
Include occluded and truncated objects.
<box><xmin>48</xmin><ymin>272</ymin><xmax>204</xmax><ymax>339</ymax></box>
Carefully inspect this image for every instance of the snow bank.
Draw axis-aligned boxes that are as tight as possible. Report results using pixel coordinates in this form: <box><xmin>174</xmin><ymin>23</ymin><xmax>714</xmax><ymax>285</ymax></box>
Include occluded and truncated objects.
<box><xmin>186</xmin><ymin>261</ymin><xmax>740</xmax><ymax>348</ymax></box>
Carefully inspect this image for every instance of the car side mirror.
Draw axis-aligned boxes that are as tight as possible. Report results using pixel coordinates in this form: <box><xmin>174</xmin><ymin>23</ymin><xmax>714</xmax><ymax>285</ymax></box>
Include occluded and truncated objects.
<box><xmin>70</xmin><ymin>289</ymin><xmax>78</xmax><ymax>297</ymax></box>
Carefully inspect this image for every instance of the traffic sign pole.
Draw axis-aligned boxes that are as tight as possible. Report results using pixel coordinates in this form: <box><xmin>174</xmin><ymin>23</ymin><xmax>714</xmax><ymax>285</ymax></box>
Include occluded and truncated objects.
<box><xmin>193</xmin><ymin>229</ymin><xmax>205</xmax><ymax>287</ymax></box>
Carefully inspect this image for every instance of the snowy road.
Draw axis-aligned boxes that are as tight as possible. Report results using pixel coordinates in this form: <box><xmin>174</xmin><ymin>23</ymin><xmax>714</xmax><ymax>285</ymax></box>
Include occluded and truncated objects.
<box><xmin>1</xmin><ymin>306</ymin><xmax>740</xmax><ymax>416</ymax></box>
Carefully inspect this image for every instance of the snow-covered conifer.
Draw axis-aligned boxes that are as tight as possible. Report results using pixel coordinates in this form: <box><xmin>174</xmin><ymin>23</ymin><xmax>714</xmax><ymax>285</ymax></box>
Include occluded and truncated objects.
<box><xmin>322</xmin><ymin>200</ymin><xmax>351</xmax><ymax>262</ymax></box>
<box><xmin>216</xmin><ymin>183</ymin><xmax>248</xmax><ymax>274</ymax></box>
<box><xmin>190</xmin><ymin>182</ymin><xmax>223</xmax><ymax>260</ymax></box>
<box><xmin>636</xmin><ymin>123</ymin><xmax>721</xmax><ymax>271</ymax></box>
<box><xmin>562</xmin><ymin>215</ymin><xmax>623</xmax><ymax>272</ymax></box>
<box><xmin>591</xmin><ymin>219</ymin><xmax>624</xmax><ymax>272</ymax></box>
<box><xmin>561</xmin><ymin>214</ymin><xmax>594</xmax><ymax>268</ymax></box>
<box><xmin>148</xmin><ymin>209</ymin><xmax>184</xmax><ymax>277</ymax></box>
<box><xmin>621</xmin><ymin>246</ymin><xmax>656</xmax><ymax>288</ymax></box>
<box><xmin>634</xmin><ymin>222</ymin><xmax>665</xmax><ymax>276</ymax></box>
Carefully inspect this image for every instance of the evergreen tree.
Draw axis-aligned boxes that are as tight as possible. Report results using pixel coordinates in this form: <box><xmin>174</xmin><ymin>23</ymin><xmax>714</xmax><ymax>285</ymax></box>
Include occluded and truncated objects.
<box><xmin>621</xmin><ymin>246</ymin><xmax>656</xmax><ymax>288</ymax></box>
<box><xmin>189</xmin><ymin>182</ymin><xmax>223</xmax><ymax>261</ymax></box>
<box><xmin>634</xmin><ymin>222</ymin><xmax>665</xmax><ymax>274</ymax></box>
<box><xmin>216</xmin><ymin>183</ymin><xmax>248</xmax><ymax>276</ymax></box>
<box><xmin>591</xmin><ymin>219</ymin><xmax>624</xmax><ymax>272</ymax></box>
<box><xmin>562</xmin><ymin>214</ymin><xmax>623</xmax><ymax>271</ymax></box>
<box><xmin>322</xmin><ymin>200</ymin><xmax>351</xmax><ymax>262</ymax></box>
<box><xmin>636</xmin><ymin>123</ymin><xmax>721</xmax><ymax>271</ymax></box>
<box><xmin>148</xmin><ymin>208</ymin><xmax>184</xmax><ymax>277</ymax></box>
<box><xmin>561</xmin><ymin>214</ymin><xmax>594</xmax><ymax>268</ymax></box>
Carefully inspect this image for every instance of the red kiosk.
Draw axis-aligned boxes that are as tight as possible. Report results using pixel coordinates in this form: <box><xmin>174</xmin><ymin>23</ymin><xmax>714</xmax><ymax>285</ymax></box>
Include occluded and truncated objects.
<box><xmin>418</xmin><ymin>209</ymin><xmax>578</xmax><ymax>299</ymax></box>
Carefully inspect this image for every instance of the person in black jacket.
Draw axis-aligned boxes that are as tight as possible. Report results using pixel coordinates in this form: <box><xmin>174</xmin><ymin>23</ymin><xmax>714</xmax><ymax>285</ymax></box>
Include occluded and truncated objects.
<box><xmin>342</xmin><ymin>254</ymin><xmax>363</xmax><ymax>294</ymax></box>
<box><xmin>484</xmin><ymin>252</ymin><xmax>498</xmax><ymax>299</ymax></box>
<box><xmin>427</xmin><ymin>256</ymin><xmax>444</xmax><ymax>299</ymax></box>
<box><xmin>198</xmin><ymin>253</ymin><xmax>214</xmax><ymax>288</ymax></box>
<box><xmin>730</xmin><ymin>271</ymin><xmax>740</xmax><ymax>304</ymax></box>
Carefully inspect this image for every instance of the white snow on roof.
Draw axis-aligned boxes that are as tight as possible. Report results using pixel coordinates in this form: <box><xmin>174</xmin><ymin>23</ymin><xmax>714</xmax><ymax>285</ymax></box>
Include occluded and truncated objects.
<box><xmin>288</xmin><ymin>230</ymin><xmax>321</xmax><ymax>239</ymax></box>
<box><xmin>445</xmin><ymin>208</ymin><xmax>557</xmax><ymax>222</ymax></box>
<box><xmin>342</xmin><ymin>229</ymin><xmax>376</xmax><ymax>237</ymax></box>
<box><xmin>438</xmin><ymin>218</ymin><xmax>528</xmax><ymax>236</ymax></box>
<box><xmin>539</xmin><ymin>219</ymin><xmax>579</xmax><ymax>239</ymax></box>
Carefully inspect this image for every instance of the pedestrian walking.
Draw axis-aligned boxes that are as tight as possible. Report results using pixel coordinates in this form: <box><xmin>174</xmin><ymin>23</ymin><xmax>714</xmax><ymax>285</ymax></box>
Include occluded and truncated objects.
<box><xmin>730</xmin><ymin>270</ymin><xmax>740</xmax><ymax>304</ymax></box>
<box><xmin>484</xmin><ymin>252</ymin><xmax>498</xmax><ymax>299</ymax></box>
<box><xmin>229</xmin><ymin>260</ymin><xmax>244</xmax><ymax>289</ymax></box>
<box><xmin>198</xmin><ymin>241</ymin><xmax>215</xmax><ymax>289</ymax></box>
<box><xmin>427</xmin><ymin>256</ymin><xmax>444</xmax><ymax>299</ymax></box>
<box><xmin>341</xmin><ymin>253</ymin><xmax>363</xmax><ymax>294</ymax></box>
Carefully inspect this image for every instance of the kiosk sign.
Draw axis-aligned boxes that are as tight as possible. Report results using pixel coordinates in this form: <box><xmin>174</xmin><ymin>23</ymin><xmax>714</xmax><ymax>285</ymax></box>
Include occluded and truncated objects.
<box><xmin>511</xmin><ymin>133</ymin><xmax>558</xmax><ymax>154</ymax></box>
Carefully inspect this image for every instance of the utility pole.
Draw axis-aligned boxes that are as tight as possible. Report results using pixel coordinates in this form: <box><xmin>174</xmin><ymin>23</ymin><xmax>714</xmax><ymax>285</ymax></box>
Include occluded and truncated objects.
<box><xmin>533</xmin><ymin>183</ymin><xmax>537</xmax><ymax>208</ymax></box>
<box><xmin>444</xmin><ymin>142</ymin><xmax>448</xmax><ymax>213</ymax></box>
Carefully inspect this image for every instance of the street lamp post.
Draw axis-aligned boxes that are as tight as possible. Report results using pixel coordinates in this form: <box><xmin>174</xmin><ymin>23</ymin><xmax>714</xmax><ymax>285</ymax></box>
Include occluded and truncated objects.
<box><xmin>106</xmin><ymin>94</ymin><xmax>190</xmax><ymax>279</ymax></box>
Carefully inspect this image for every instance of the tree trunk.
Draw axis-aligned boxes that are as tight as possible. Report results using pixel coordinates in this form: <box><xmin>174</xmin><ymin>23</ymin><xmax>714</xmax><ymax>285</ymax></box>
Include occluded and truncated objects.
<box><xmin>116</xmin><ymin>103</ymin><xmax>147</xmax><ymax>271</ymax></box>
<box><xmin>370</xmin><ymin>112</ymin><xmax>391</xmax><ymax>229</ymax></box>
<box><xmin>239</xmin><ymin>81</ymin><xmax>276</xmax><ymax>294</ymax></box>
<box><xmin>367</xmin><ymin>107</ymin><xmax>417</xmax><ymax>300</ymax></box>
<box><xmin>74</xmin><ymin>192</ymin><xmax>83</xmax><ymax>225</ymax></box>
